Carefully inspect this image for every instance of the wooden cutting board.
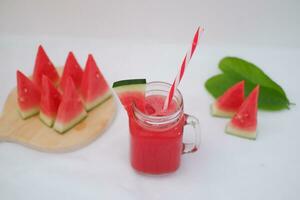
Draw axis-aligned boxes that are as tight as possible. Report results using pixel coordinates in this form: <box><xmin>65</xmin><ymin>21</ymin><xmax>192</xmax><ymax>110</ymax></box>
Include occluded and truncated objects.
<box><xmin>0</xmin><ymin>69</ymin><xmax>117</xmax><ymax>153</ymax></box>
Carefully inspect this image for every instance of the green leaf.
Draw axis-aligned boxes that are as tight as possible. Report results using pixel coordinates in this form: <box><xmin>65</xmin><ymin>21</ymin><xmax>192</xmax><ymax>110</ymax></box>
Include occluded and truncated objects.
<box><xmin>219</xmin><ymin>57</ymin><xmax>290</xmax><ymax>105</ymax></box>
<box><xmin>205</xmin><ymin>74</ymin><xmax>290</xmax><ymax>110</ymax></box>
<box><xmin>205</xmin><ymin>74</ymin><xmax>238</xmax><ymax>98</ymax></box>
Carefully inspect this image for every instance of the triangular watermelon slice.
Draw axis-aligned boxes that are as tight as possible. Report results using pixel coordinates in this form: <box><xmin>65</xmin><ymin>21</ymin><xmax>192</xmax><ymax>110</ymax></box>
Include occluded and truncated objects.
<box><xmin>226</xmin><ymin>86</ymin><xmax>260</xmax><ymax>140</ymax></box>
<box><xmin>54</xmin><ymin>77</ymin><xmax>87</xmax><ymax>133</ymax></box>
<box><xmin>60</xmin><ymin>52</ymin><xmax>83</xmax><ymax>91</ymax></box>
<box><xmin>113</xmin><ymin>79</ymin><xmax>146</xmax><ymax>116</ymax></box>
<box><xmin>211</xmin><ymin>81</ymin><xmax>245</xmax><ymax>117</ymax></box>
<box><xmin>16</xmin><ymin>70</ymin><xmax>41</xmax><ymax>119</ymax></box>
<box><xmin>32</xmin><ymin>45</ymin><xmax>59</xmax><ymax>86</ymax></box>
<box><xmin>80</xmin><ymin>54</ymin><xmax>111</xmax><ymax>111</ymax></box>
<box><xmin>39</xmin><ymin>75</ymin><xmax>62</xmax><ymax>127</ymax></box>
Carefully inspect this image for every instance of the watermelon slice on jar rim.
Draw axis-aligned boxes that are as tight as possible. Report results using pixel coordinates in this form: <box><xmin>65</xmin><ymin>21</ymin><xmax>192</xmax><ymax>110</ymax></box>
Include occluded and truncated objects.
<box><xmin>112</xmin><ymin>79</ymin><xmax>146</xmax><ymax>116</ymax></box>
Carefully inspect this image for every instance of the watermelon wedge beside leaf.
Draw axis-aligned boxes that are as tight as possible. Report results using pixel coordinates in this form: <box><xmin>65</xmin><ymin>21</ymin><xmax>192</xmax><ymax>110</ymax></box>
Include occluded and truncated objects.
<box><xmin>32</xmin><ymin>45</ymin><xmax>59</xmax><ymax>87</ymax></box>
<box><xmin>211</xmin><ymin>80</ymin><xmax>244</xmax><ymax>117</ymax></box>
<box><xmin>113</xmin><ymin>79</ymin><xmax>146</xmax><ymax>115</ymax></box>
<box><xmin>60</xmin><ymin>52</ymin><xmax>83</xmax><ymax>91</ymax></box>
<box><xmin>16</xmin><ymin>70</ymin><xmax>41</xmax><ymax>119</ymax></box>
<box><xmin>226</xmin><ymin>86</ymin><xmax>260</xmax><ymax>140</ymax></box>
<box><xmin>80</xmin><ymin>54</ymin><xmax>111</xmax><ymax>111</ymax></box>
<box><xmin>39</xmin><ymin>75</ymin><xmax>62</xmax><ymax>127</ymax></box>
<box><xmin>54</xmin><ymin>77</ymin><xmax>87</xmax><ymax>133</ymax></box>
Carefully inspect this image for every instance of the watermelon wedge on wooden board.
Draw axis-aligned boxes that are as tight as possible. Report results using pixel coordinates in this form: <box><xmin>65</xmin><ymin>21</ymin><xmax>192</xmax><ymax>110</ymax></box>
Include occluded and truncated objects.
<box><xmin>16</xmin><ymin>70</ymin><xmax>41</xmax><ymax>119</ymax></box>
<box><xmin>39</xmin><ymin>75</ymin><xmax>62</xmax><ymax>127</ymax></box>
<box><xmin>32</xmin><ymin>45</ymin><xmax>59</xmax><ymax>87</ymax></box>
<box><xmin>80</xmin><ymin>54</ymin><xmax>111</xmax><ymax>111</ymax></box>
<box><xmin>113</xmin><ymin>79</ymin><xmax>146</xmax><ymax>115</ymax></box>
<box><xmin>0</xmin><ymin>67</ymin><xmax>116</xmax><ymax>152</ymax></box>
<box><xmin>54</xmin><ymin>77</ymin><xmax>87</xmax><ymax>133</ymax></box>
<box><xmin>226</xmin><ymin>86</ymin><xmax>260</xmax><ymax>140</ymax></box>
<box><xmin>211</xmin><ymin>81</ymin><xmax>245</xmax><ymax>117</ymax></box>
<box><xmin>60</xmin><ymin>52</ymin><xmax>83</xmax><ymax>91</ymax></box>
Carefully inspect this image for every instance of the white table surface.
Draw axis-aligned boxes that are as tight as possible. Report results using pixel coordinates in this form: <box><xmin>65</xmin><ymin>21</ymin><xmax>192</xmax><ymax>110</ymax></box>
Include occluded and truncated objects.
<box><xmin>0</xmin><ymin>36</ymin><xmax>299</xmax><ymax>200</ymax></box>
<box><xmin>1</xmin><ymin>1</ymin><xmax>300</xmax><ymax>199</ymax></box>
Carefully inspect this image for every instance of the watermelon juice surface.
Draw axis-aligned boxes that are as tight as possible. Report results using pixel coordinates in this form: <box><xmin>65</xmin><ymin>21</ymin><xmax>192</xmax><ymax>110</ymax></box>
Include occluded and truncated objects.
<box><xmin>129</xmin><ymin>82</ymin><xmax>200</xmax><ymax>175</ymax></box>
<box><xmin>144</xmin><ymin>95</ymin><xmax>178</xmax><ymax>116</ymax></box>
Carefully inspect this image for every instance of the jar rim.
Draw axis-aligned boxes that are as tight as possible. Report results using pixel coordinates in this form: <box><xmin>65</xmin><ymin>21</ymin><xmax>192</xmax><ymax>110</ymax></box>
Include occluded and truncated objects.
<box><xmin>132</xmin><ymin>81</ymin><xmax>184</xmax><ymax>126</ymax></box>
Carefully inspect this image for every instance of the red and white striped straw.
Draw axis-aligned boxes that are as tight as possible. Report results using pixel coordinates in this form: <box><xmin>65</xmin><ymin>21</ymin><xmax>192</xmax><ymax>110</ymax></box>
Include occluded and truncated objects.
<box><xmin>163</xmin><ymin>27</ymin><xmax>204</xmax><ymax>111</ymax></box>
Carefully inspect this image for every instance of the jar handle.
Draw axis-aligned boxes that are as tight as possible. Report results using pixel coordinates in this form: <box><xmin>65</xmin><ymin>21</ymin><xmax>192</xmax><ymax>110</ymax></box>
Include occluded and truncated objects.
<box><xmin>182</xmin><ymin>114</ymin><xmax>201</xmax><ymax>154</ymax></box>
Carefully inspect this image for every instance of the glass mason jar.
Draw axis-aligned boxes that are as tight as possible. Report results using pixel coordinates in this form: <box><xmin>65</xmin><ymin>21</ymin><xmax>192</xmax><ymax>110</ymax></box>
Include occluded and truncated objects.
<box><xmin>129</xmin><ymin>82</ymin><xmax>201</xmax><ymax>174</ymax></box>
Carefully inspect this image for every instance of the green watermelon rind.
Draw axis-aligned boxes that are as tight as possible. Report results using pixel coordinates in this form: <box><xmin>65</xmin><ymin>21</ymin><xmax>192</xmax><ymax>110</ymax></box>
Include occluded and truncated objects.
<box><xmin>226</xmin><ymin>122</ymin><xmax>256</xmax><ymax>140</ymax></box>
<box><xmin>113</xmin><ymin>84</ymin><xmax>146</xmax><ymax>94</ymax></box>
<box><xmin>18</xmin><ymin>107</ymin><xmax>39</xmax><ymax>119</ymax></box>
<box><xmin>39</xmin><ymin>111</ymin><xmax>55</xmax><ymax>127</ymax></box>
<box><xmin>53</xmin><ymin>110</ymin><xmax>87</xmax><ymax>134</ymax></box>
<box><xmin>112</xmin><ymin>79</ymin><xmax>146</xmax><ymax>88</ymax></box>
<box><xmin>211</xmin><ymin>102</ymin><xmax>236</xmax><ymax>118</ymax></box>
<box><xmin>84</xmin><ymin>90</ymin><xmax>112</xmax><ymax>111</ymax></box>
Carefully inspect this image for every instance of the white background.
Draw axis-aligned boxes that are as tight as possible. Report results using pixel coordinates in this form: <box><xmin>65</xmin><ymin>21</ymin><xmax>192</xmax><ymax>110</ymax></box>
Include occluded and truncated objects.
<box><xmin>0</xmin><ymin>0</ymin><xmax>300</xmax><ymax>200</ymax></box>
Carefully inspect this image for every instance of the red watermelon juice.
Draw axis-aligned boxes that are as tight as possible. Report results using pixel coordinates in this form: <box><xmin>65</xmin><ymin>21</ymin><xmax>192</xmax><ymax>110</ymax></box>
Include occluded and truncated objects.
<box><xmin>129</xmin><ymin>82</ymin><xmax>200</xmax><ymax>174</ymax></box>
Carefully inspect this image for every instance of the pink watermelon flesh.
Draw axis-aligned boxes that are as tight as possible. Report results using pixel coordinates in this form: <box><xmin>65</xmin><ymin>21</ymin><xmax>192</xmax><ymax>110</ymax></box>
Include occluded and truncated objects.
<box><xmin>226</xmin><ymin>86</ymin><xmax>260</xmax><ymax>140</ymax></box>
<box><xmin>212</xmin><ymin>80</ymin><xmax>244</xmax><ymax>117</ymax></box>
<box><xmin>17</xmin><ymin>70</ymin><xmax>41</xmax><ymax>119</ymax></box>
<box><xmin>32</xmin><ymin>45</ymin><xmax>59</xmax><ymax>87</ymax></box>
<box><xmin>60</xmin><ymin>52</ymin><xmax>83</xmax><ymax>91</ymax></box>
<box><xmin>118</xmin><ymin>92</ymin><xmax>146</xmax><ymax>115</ymax></box>
<box><xmin>39</xmin><ymin>75</ymin><xmax>62</xmax><ymax>127</ymax></box>
<box><xmin>80</xmin><ymin>54</ymin><xmax>111</xmax><ymax>111</ymax></box>
<box><xmin>112</xmin><ymin>79</ymin><xmax>146</xmax><ymax>117</ymax></box>
<box><xmin>54</xmin><ymin>77</ymin><xmax>87</xmax><ymax>133</ymax></box>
